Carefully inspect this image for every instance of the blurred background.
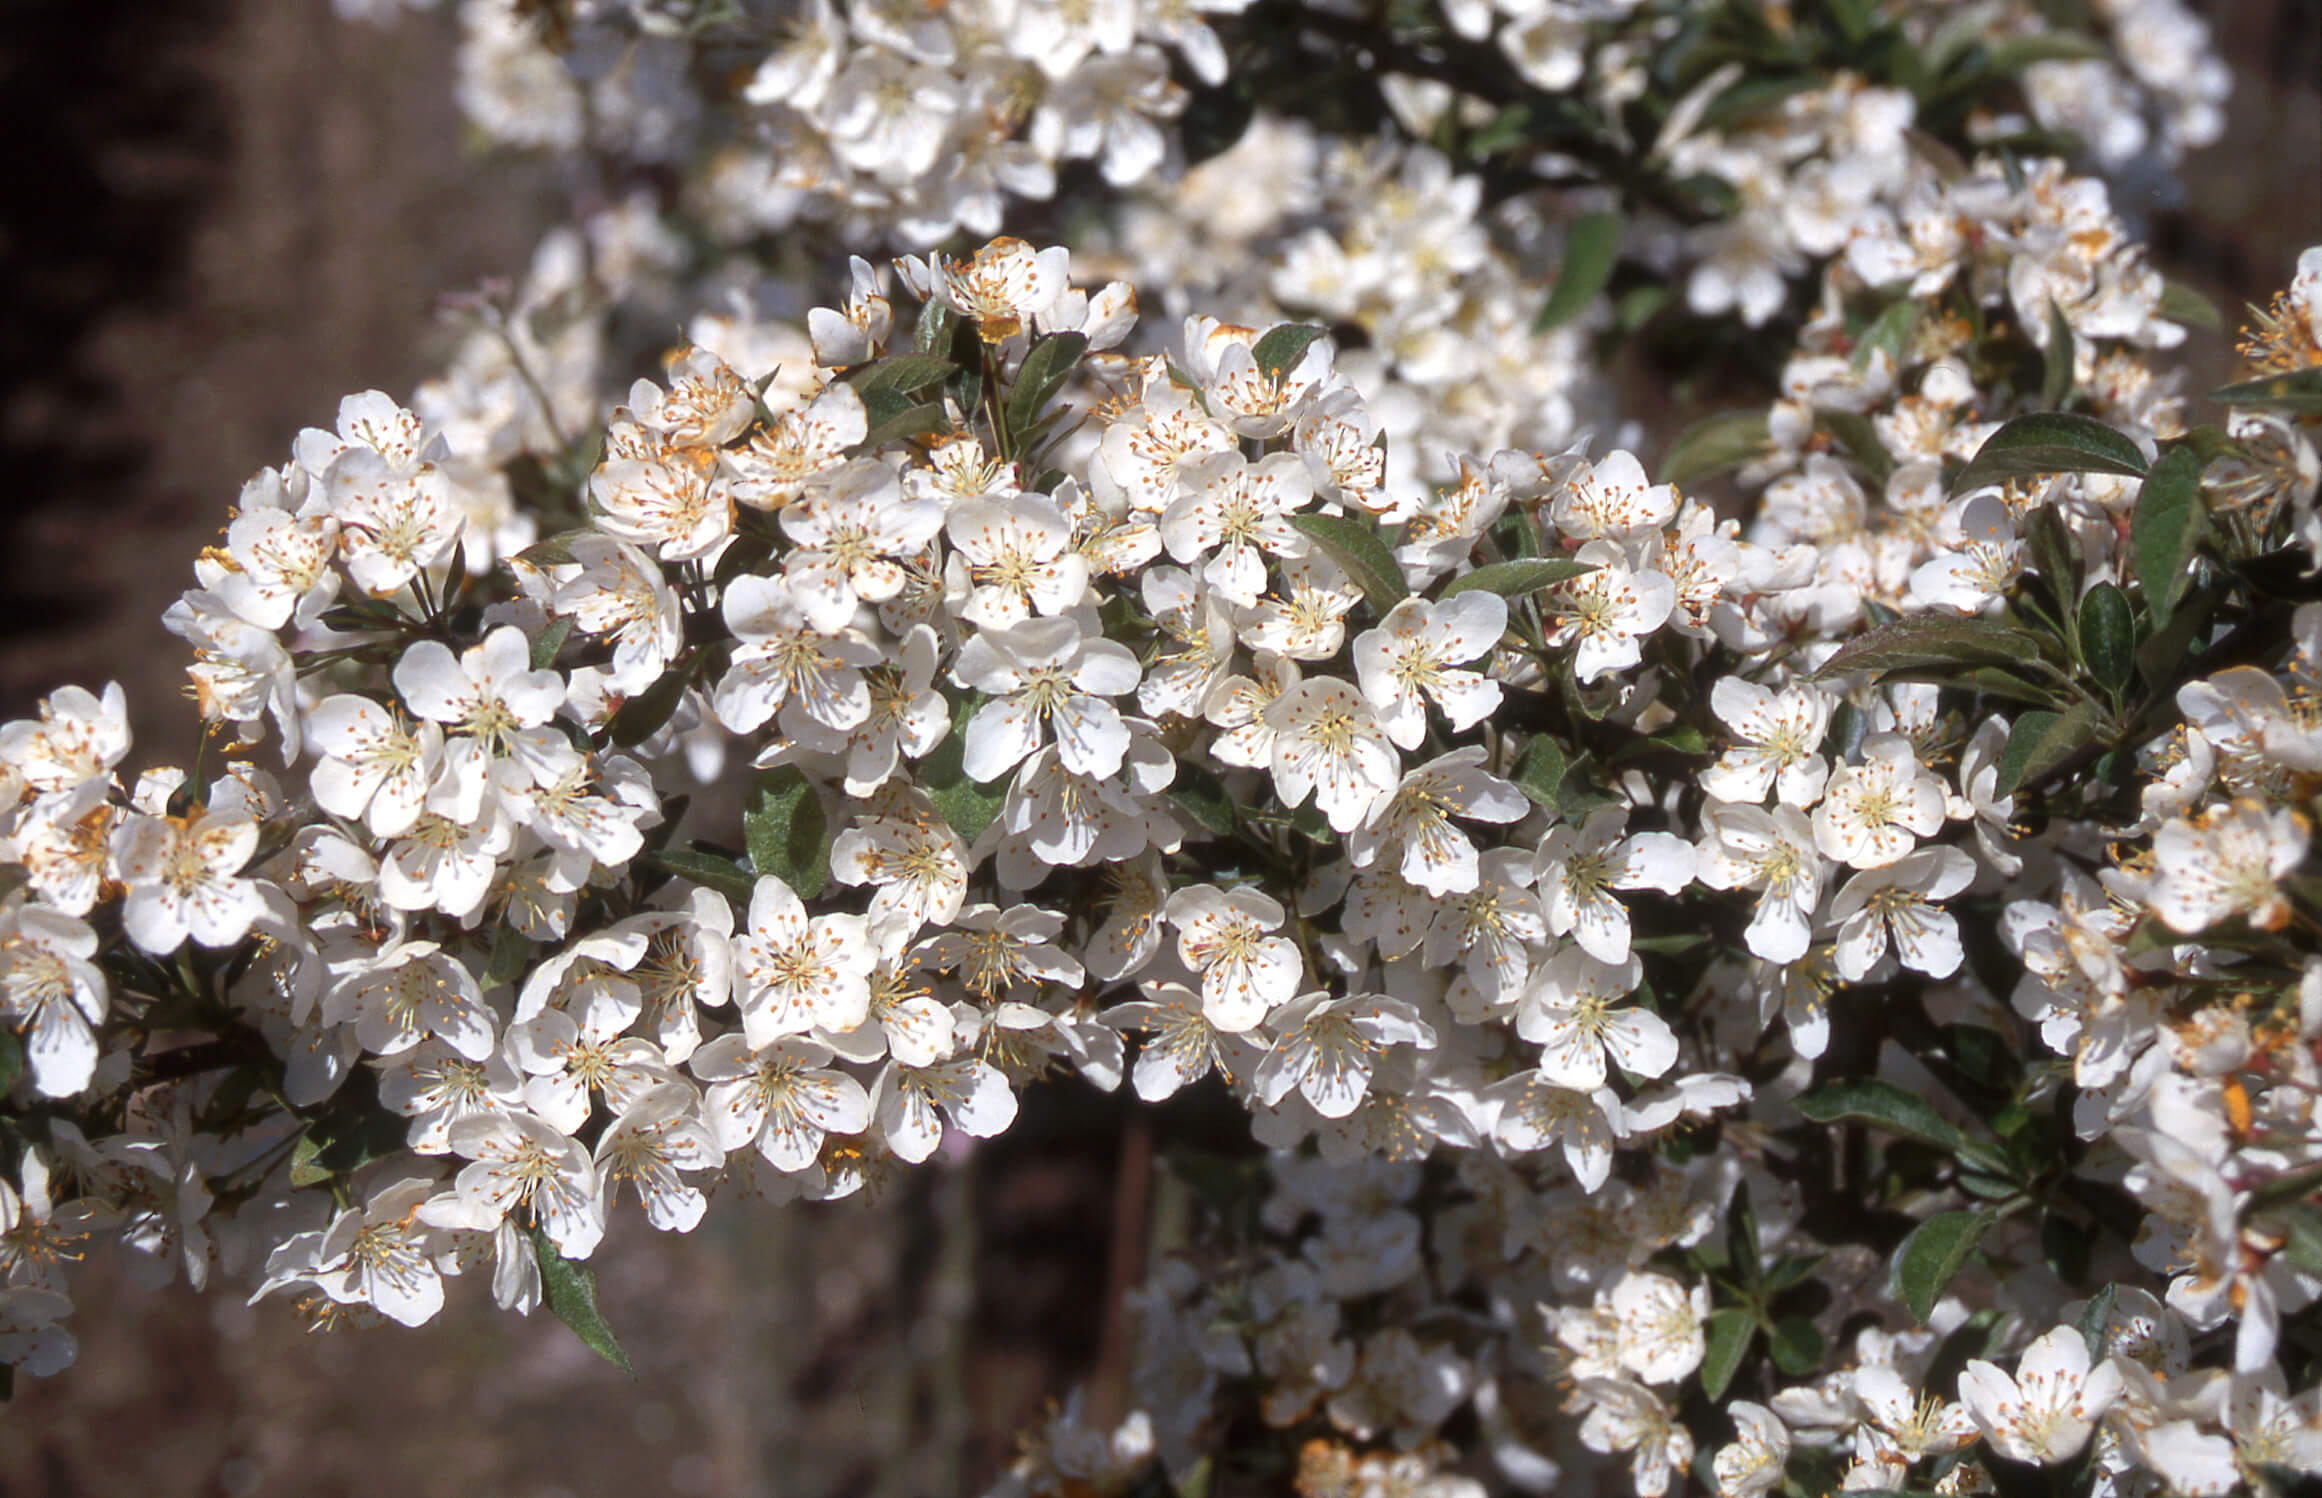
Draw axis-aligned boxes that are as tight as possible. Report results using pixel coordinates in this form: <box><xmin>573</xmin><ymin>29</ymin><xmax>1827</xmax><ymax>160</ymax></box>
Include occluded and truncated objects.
<box><xmin>0</xmin><ymin>1</ymin><xmax>2314</xmax><ymax>1493</ymax></box>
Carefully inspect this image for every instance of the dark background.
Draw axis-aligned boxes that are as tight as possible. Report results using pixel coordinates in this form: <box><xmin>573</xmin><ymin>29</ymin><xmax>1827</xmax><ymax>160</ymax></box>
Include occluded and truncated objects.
<box><xmin>0</xmin><ymin>1</ymin><xmax>2314</xmax><ymax>1494</ymax></box>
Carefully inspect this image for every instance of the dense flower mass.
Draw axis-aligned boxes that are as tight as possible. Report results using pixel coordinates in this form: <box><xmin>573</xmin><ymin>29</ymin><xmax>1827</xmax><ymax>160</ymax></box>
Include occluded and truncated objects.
<box><xmin>9</xmin><ymin>0</ymin><xmax>2322</xmax><ymax>1493</ymax></box>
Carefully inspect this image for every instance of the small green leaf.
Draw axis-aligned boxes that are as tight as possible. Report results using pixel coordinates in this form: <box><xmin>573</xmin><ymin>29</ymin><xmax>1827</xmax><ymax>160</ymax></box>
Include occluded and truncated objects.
<box><xmin>648</xmin><ymin>848</ymin><xmax>758</xmax><ymax>906</ymax></box>
<box><xmin>912</xmin><ymin>300</ymin><xmax>954</xmax><ymax>355</ymax></box>
<box><xmin>1950</xmin><ymin>412</ymin><xmax>2149</xmax><ymax>497</ymax></box>
<box><xmin>1534</xmin><ymin>211</ymin><xmax>1621</xmax><ymax>332</ymax></box>
<box><xmin>1890</xmin><ymin>1208</ymin><xmax>1996</xmax><ymax>1324</ymax></box>
<box><xmin>606</xmin><ymin>666</ymin><xmax>690</xmax><ymax>748</ymax></box>
<box><xmin>1763</xmin><ymin>1253</ymin><xmax>1827</xmax><ymax>1295</ymax></box>
<box><xmin>2076</xmin><ymin>1282</ymin><xmax>2118</xmax><ymax>1363</ymax></box>
<box><xmin>288</xmin><ymin>1134</ymin><xmax>332</xmax><ymax>1189</ymax></box>
<box><xmin>1811</xmin><ymin>616</ymin><xmax>2041</xmax><ymax>679</ymax></box>
<box><xmin>0</xmin><ymin>1030</ymin><xmax>21</xmax><ymax>1097</ymax></box>
<box><xmin>1795</xmin><ymin>1079</ymin><xmax>1970</xmax><ymax>1153</ymax></box>
<box><xmin>1006</xmin><ymin>331</ymin><xmax>1089</xmax><ymax>434</ymax></box>
<box><xmin>2076</xmin><ymin>582</ymin><xmax>2135</xmax><ymax>694</ymax></box>
<box><xmin>530</xmin><ymin>618</ymin><xmax>573</xmax><ymax>672</ymax></box>
<box><xmin>1726</xmin><ymin>1180</ymin><xmax>1762</xmax><ymax>1292</ymax></box>
<box><xmin>1288</xmin><ymin>513</ymin><xmax>1408</xmax><ymax>612</ymax></box>
<box><xmin>1994</xmin><ymin>699</ymin><xmax>2102</xmax><ymax>796</ymax></box>
<box><xmin>2041</xmin><ymin>300</ymin><xmax>2076</xmax><ymax>410</ymax></box>
<box><xmin>1658</xmin><ymin>409</ymin><xmax>1770</xmax><ymax>487</ymax></box>
<box><xmin>1437</xmin><ymin>558</ymin><xmax>1594</xmax><ymax>601</ymax></box>
<box><xmin>1820</xmin><ymin>410</ymin><xmax>1895</xmax><ymax>489</ymax></box>
<box><xmin>1768</xmin><ymin>1314</ymin><xmax>1826</xmax><ymax>1376</ymax></box>
<box><xmin>2159</xmin><ymin>279</ymin><xmax>2223</xmax><ymax>333</ymax></box>
<box><xmin>851</xmin><ymin>397</ymin><xmax>949</xmax><ymax>454</ymax></box>
<box><xmin>2131</xmin><ymin>445</ymin><xmax>2207</xmax><ymax>625</ymax></box>
<box><xmin>1167</xmin><ymin>763</ymin><xmax>1237</xmax><ymax>839</ymax></box>
<box><xmin>1251</xmin><ymin>324</ymin><xmax>1329</xmax><ymax>384</ymax></box>
<box><xmin>530</xmin><ymin>1226</ymin><xmax>637</xmax><ymax>1376</ymax></box>
<box><xmin>1986</xmin><ymin>30</ymin><xmax>2110</xmax><ymax>70</ymax></box>
<box><xmin>1852</xmin><ymin>298</ymin><xmax>1919</xmax><ymax>373</ymax></box>
<box><xmin>514</xmin><ymin>527</ymin><xmax>600</xmax><ymax>570</ymax></box>
<box><xmin>2276</xmin><ymin>1205</ymin><xmax>2322</xmax><ymax>1280</ymax></box>
<box><xmin>2210</xmin><ymin>367</ymin><xmax>2322</xmax><ymax>415</ymax></box>
<box><xmin>921</xmin><ymin>694</ymin><xmax>1008</xmax><ymax>843</ymax></box>
<box><xmin>744</xmin><ymin>766</ymin><xmax>829</xmax><ymax>899</ymax></box>
<box><xmin>1174</xmin><ymin>1455</ymin><xmax>1214</xmax><ymax>1498</ymax></box>
<box><xmin>1514</xmin><ymin>736</ymin><xmax>1569</xmax><ymax>811</ymax></box>
<box><xmin>1699</xmin><ymin>1308</ymin><xmax>1754</xmax><ymax>1402</ymax></box>
<box><xmin>848</xmin><ymin>354</ymin><xmax>958</xmax><ymax>394</ymax></box>
<box><xmin>483</xmin><ymin>921</ymin><xmax>535</xmax><ymax>990</ymax></box>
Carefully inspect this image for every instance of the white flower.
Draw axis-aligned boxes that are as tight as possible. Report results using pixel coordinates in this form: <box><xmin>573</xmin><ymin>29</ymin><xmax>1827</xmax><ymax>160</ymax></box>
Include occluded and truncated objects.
<box><xmin>0</xmin><ymin>906</ymin><xmax>108</xmax><ymax>1099</ymax></box>
<box><xmin>1828</xmin><ymin>845</ymin><xmax>1976</xmax><ymax>981</ymax></box>
<box><xmin>1543</xmin><ymin>541</ymin><xmax>1676</xmax><ymax>683</ymax></box>
<box><xmin>1100</xmin><ymin>981</ymin><xmax>1266</xmax><ymax>1101</ymax></box>
<box><xmin>508</xmin><ymin>982</ymin><xmax>651</xmax><ymax>1133</ymax></box>
<box><xmin>1254</xmin><ymin>992</ymin><xmax>1435</xmax><ymax>1120</ymax></box>
<box><xmin>1534</xmin><ymin>809</ymin><xmax>1697</xmax><ymax>964</ymax></box>
<box><xmin>830</xmin><ymin>813</ymin><xmax>970</xmax><ymax>937</ymax></box>
<box><xmin>327</xmin><ymin>939</ymin><xmax>498</xmax><ymax>1062</ymax></box>
<box><xmin>1518</xmin><ymin>951</ymin><xmax>1677</xmax><ymax>1091</ymax></box>
<box><xmin>1695</xmin><ymin>802</ymin><xmax>1824</xmax><ymax>964</ymax></box>
<box><xmin>781</xmin><ymin>460</ymin><xmax>947</xmax><ymax>634</ymax></box>
<box><xmin>108</xmin><ymin>806</ymin><xmax>267</xmax><ymax>954</ymax></box>
<box><xmin>734</xmin><ymin>874</ymin><xmax>875</xmax><ymax>1044</ymax></box>
<box><xmin>391</xmin><ymin>624</ymin><xmax>569</xmax><ymax>817</ymax></box>
<box><xmin>913</xmin><ymin>902</ymin><xmax>1084</xmax><ymax>1004</ymax></box>
<box><xmin>1700</xmin><ymin>677</ymin><xmax>1832</xmax><ymax>806</ymax></box>
<box><xmin>1263</xmin><ymin>678</ymin><xmax>1401</xmax><ymax>834</ymax></box>
<box><xmin>594</xmin><ymin>1083</ymin><xmax>725</xmax><ymax>1233</ymax></box>
<box><xmin>1712</xmin><ymin>1401</ymin><xmax>1791</xmax><ymax>1498</ymax></box>
<box><xmin>1350</xmin><ymin>747</ymin><xmax>1529</xmax><ymax>897</ymax></box>
<box><xmin>1576</xmin><ymin>1378</ymin><xmax>1694</xmax><ymax>1498</ymax></box>
<box><xmin>947</xmin><ymin>494</ymin><xmax>1091</xmax><ymax>628</ymax></box>
<box><xmin>1158</xmin><ymin>452</ymin><xmax>1314</xmax><ymax>607</ymax></box>
<box><xmin>724</xmin><ymin>382</ymin><xmax>866</xmax><ymax>511</ymax></box>
<box><xmin>305</xmin><ymin>694</ymin><xmax>443</xmax><ymax>838</ymax></box>
<box><xmin>0</xmin><ymin>682</ymin><xmax>130</xmax><ymax>796</ymax></box>
<box><xmin>2146</xmin><ymin>798</ymin><xmax>2309</xmax><ymax>934</ymax></box>
<box><xmin>1958</xmin><ymin>1325</ymin><xmax>2122</xmax><ymax>1465</ymax></box>
<box><xmin>712</xmin><ymin>573</ymin><xmax>881</xmax><ymax>737</ymax></box>
<box><xmin>1812</xmin><ymin>734</ymin><xmax>1947</xmax><ymax>869</ymax></box>
<box><xmin>1350</xmin><ymin>593</ymin><xmax>1506</xmax><ymax>750</ymax></box>
<box><xmin>905</xmin><ymin>237</ymin><xmax>1069</xmax><ymax>342</ymax></box>
<box><xmin>692</xmin><ymin>1034</ymin><xmax>870</xmax><ymax>1173</ymax></box>
<box><xmin>1609</xmin><ymin>1270</ymin><xmax>1708</xmax><ymax>1385</ymax></box>
<box><xmin>587</xmin><ymin>450</ymin><xmax>732</xmax><ymax>562</ymax></box>
<box><xmin>448</xmin><ymin>1109</ymin><xmax>606</xmax><ymax>1259</ymax></box>
<box><xmin>873</xmin><ymin>1057</ymin><xmax>1018</xmax><ymax>1163</ymax></box>
<box><xmin>955</xmin><ymin>614</ymin><xmax>1142</xmax><ymax>782</ymax></box>
<box><xmin>1164</xmin><ymin>884</ymin><xmax>1302</xmax><ymax>1033</ymax></box>
<box><xmin>1551</xmin><ymin>450</ymin><xmax>1678</xmax><ymax>542</ymax></box>
<box><xmin>552</xmin><ymin>535</ymin><xmax>684</xmax><ymax>694</ymax></box>
<box><xmin>1484</xmin><ymin>1073</ymin><xmax>1623</xmax><ymax>1191</ymax></box>
<box><xmin>298</xmin><ymin>1177</ymin><xmax>447</xmax><ymax>1328</ymax></box>
<box><xmin>789</xmin><ymin>623</ymin><xmax>949</xmax><ymax>797</ymax></box>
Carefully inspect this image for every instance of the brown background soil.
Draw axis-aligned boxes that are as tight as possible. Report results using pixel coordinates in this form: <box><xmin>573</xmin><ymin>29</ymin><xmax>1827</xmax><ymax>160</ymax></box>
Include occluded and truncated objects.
<box><xmin>0</xmin><ymin>1</ymin><xmax>2315</xmax><ymax>1494</ymax></box>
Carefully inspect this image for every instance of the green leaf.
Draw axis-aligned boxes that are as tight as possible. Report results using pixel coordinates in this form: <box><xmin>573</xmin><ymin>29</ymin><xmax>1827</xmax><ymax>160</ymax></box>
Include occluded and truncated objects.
<box><xmin>2076</xmin><ymin>582</ymin><xmax>2135</xmax><ymax>694</ymax></box>
<box><xmin>1994</xmin><ymin>699</ymin><xmax>2102</xmax><ymax>796</ymax></box>
<box><xmin>2159</xmin><ymin>278</ymin><xmax>2223</xmax><ymax>333</ymax></box>
<box><xmin>648</xmin><ymin>848</ymin><xmax>758</xmax><ymax>907</ymax></box>
<box><xmin>1795</xmin><ymin>1078</ymin><xmax>1970</xmax><ymax>1153</ymax></box>
<box><xmin>1725</xmin><ymin>1180</ymin><xmax>1762</xmax><ymax>1292</ymax></box>
<box><xmin>1768</xmin><ymin>1314</ymin><xmax>1826</xmax><ymax>1376</ymax></box>
<box><xmin>1288</xmin><ymin>513</ymin><xmax>1408</xmax><ymax>612</ymax></box>
<box><xmin>1889</xmin><ymin>1209</ymin><xmax>1996</xmax><ymax>1324</ymax></box>
<box><xmin>2131</xmin><ymin>445</ymin><xmax>2207</xmax><ymax>625</ymax></box>
<box><xmin>514</xmin><ymin>526</ymin><xmax>600</xmax><ymax>569</ymax></box>
<box><xmin>2210</xmin><ymin>367</ymin><xmax>2322</xmax><ymax>415</ymax></box>
<box><xmin>2075</xmin><ymin>1281</ymin><xmax>2118</xmax><ymax>1363</ymax></box>
<box><xmin>2277</xmin><ymin>1205</ymin><xmax>2322</xmax><ymax>1280</ymax></box>
<box><xmin>606</xmin><ymin>666</ymin><xmax>690</xmax><ymax>748</ymax></box>
<box><xmin>2041</xmin><ymin>300</ymin><xmax>2076</xmax><ymax>410</ymax></box>
<box><xmin>851</xmin><ymin>397</ymin><xmax>949</xmax><ymax>453</ymax></box>
<box><xmin>1658</xmin><ymin>409</ymin><xmax>1770</xmax><ymax>487</ymax></box>
<box><xmin>912</xmin><ymin>299</ymin><xmax>954</xmax><ymax>356</ymax></box>
<box><xmin>1852</xmin><ymin>298</ymin><xmax>1919</xmax><ymax>373</ymax></box>
<box><xmin>1820</xmin><ymin>410</ymin><xmax>1895</xmax><ymax>489</ymax></box>
<box><xmin>483</xmin><ymin>921</ymin><xmax>535</xmax><ymax>990</ymax></box>
<box><xmin>1167</xmin><ymin>763</ymin><xmax>1237</xmax><ymax>839</ymax></box>
<box><xmin>921</xmin><ymin>694</ymin><xmax>1008</xmax><ymax>843</ymax></box>
<box><xmin>1006</xmin><ymin>331</ymin><xmax>1088</xmax><ymax>435</ymax></box>
<box><xmin>1251</xmin><ymin>324</ymin><xmax>1329</xmax><ymax>384</ymax></box>
<box><xmin>1514</xmin><ymin>736</ymin><xmax>1569</xmax><ymax>811</ymax></box>
<box><xmin>1437</xmin><ymin>558</ymin><xmax>1594</xmax><ymax>601</ymax></box>
<box><xmin>744</xmin><ymin>766</ymin><xmax>829</xmax><ymax>899</ymax></box>
<box><xmin>1986</xmin><ymin>30</ymin><xmax>2110</xmax><ymax>70</ymax></box>
<box><xmin>1699</xmin><ymin>1308</ymin><xmax>1754</xmax><ymax>1402</ymax></box>
<box><xmin>1950</xmin><ymin>412</ymin><xmax>2149</xmax><ymax>497</ymax></box>
<box><xmin>848</xmin><ymin>354</ymin><xmax>958</xmax><ymax>394</ymax></box>
<box><xmin>530</xmin><ymin>1226</ymin><xmax>636</xmax><ymax>1376</ymax></box>
<box><xmin>1534</xmin><ymin>210</ymin><xmax>1621</xmax><ymax>332</ymax></box>
<box><xmin>1174</xmin><ymin>1456</ymin><xmax>1214</xmax><ymax>1498</ymax></box>
<box><xmin>0</xmin><ymin>1031</ymin><xmax>20</xmax><ymax>1097</ymax></box>
<box><xmin>1811</xmin><ymin>616</ymin><xmax>2041</xmax><ymax>679</ymax></box>
<box><xmin>529</xmin><ymin>617</ymin><xmax>573</xmax><ymax>672</ymax></box>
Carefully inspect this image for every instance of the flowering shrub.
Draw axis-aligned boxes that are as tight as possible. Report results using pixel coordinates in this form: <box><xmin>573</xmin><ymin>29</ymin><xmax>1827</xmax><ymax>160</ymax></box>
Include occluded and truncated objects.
<box><xmin>7</xmin><ymin>1</ymin><xmax>2322</xmax><ymax>1495</ymax></box>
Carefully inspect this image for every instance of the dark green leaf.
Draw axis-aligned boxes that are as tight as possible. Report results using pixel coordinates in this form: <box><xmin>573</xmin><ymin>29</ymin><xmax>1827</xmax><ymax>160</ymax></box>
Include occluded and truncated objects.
<box><xmin>912</xmin><ymin>299</ymin><xmax>954</xmax><ymax>355</ymax></box>
<box><xmin>1251</xmin><ymin>324</ymin><xmax>1329</xmax><ymax>384</ymax></box>
<box><xmin>1820</xmin><ymin>410</ymin><xmax>1895</xmax><ymax>489</ymax></box>
<box><xmin>1006</xmin><ymin>331</ymin><xmax>1088</xmax><ymax>435</ymax></box>
<box><xmin>851</xmin><ymin>398</ymin><xmax>949</xmax><ymax>454</ymax></box>
<box><xmin>1764</xmin><ymin>1253</ymin><xmax>1827</xmax><ymax>1294</ymax></box>
<box><xmin>1853</xmin><ymin>298</ymin><xmax>1919</xmax><ymax>373</ymax></box>
<box><xmin>1288</xmin><ymin>513</ymin><xmax>1408</xmax><ymax>612</ymax></box>
<box><xmin>1437</xmin><ymin>558</ymin><xmax>1593</xmax><ymax>601</ymax></box>
<box><xmin>514</xmin><ymin>526</ymin><xmax>600</xmax><ymax>569</ymax></box>
<box><xmin>530</xmin><ymin>618</ymin><xmax>573</xmax><ymax>672</ymax></box>
<box><xmin>2210</xmin><ymin>367</ymin><xmax>2322</xmax><ymax>415</ymax></box>
<box><xmin>1167</xmin><ymin>763</ymin><xmax>1237</xmax><ymax>839</ymax></box>
<box><xmin>2131</xmin><ymin>445</ymin><xmax>2207</xmax><ymax>625</ymax></box>
<box><xmin>2041</xmin><ymin>300</ymin><xmax>2075</xmax><ymax>410</ymax></box>
<box><xmin>1514</xmin><ymin>736</ymin><xmax>1569</xmax><ymax>811</ymax></box>
<box><xmin>2076</xmin><ymin>582</ymin><xmax>2134</xmax><ymax>694</ymax></box>
<box><xmin>1795</xmin><ymin>1079</ymin><xmax>1970</xmax><ymax>1153</ymax></box>
<box><xmin>1534</xmin><ymin>211</ymin><xmax>1621</xmax><ymax>332</ymax></box>
<box><xmin>1174</xmin><ymin>1456</ymin><xmax>1214</xmax><ymax>1498</ymax></box>
<box><xmin>1768</xmin><ymin>1314</ymin><xmax>1825</xmax><ymax>1376</ymax></box>
<box><xmin>2076</xmin><ymin>1282</ymin><xmax>2118</xmax><ymax>1362</ymax></box>
<box><xmin>0</xmin><ymin>1031</ymin><xmax>20</xmax><ymax>1097</ymax></box>
<box><xmin>921</xmin><ymin>694</ymin><xmax>1008</xmax><ymax>842</ymax></box>
<box><xmin>1658</xmin><ymin>409</ymin><xmax>1770</xmax><ymax>487</ymax></box>
<box><xmin>1699</xmin><ymin>1308</ymin><xmax>1754</xmax><ymax>1402</ymax></box>
<box><xmin>1700</xmin><ymin>74</ymin><xmax>1821</xmax><ymax>132</ymax></box>
<box><xmin>2159</xmin><ymin>279</ymin><xmax>2223</xmax><ymax>333</ymax></box>
<box><xmin>483</xmin><ymin>921</ymin><xmax>535</xmax><ymax>990</ymax></box>
<box><xmin>849</xmin><ymin>354</ymin><xmax>958</xmax><ymax>394</ymax></box>
<box><xmin>2277</xmin><ymin>1204</ymin><xmax>2322</xmax><ymax>1280</ymax></box>
<box><xmin>648</xmin><ymin>848</ymin><xmax>758</xmax><ymax>906</ymax></box>
<box><xmin>1726</xmin><ymin>1180</ymin><xmax>1762</xmax><ymax>1292</ymax></box>
<box><xmin>2024</xmin><ymin>504</ymin><xmax>2080</xmax><ymax>629</ymax></box>
<box><xmin>530</xmin><ymin>1226</ymin><xmax>636</xmax><ymax>1376</ymax></box>
<box><xmin>606</xmin><ymin>666</ymin><xmax>690</xmax><ymax>748</ymax></box>
<box><xmin>1994</xmin><ymin>700</ymin><xmax>2103</xmax><ymax>796</ymax></box>
<box><xmin>1811</xmin><ymin>616</ymin><xmax>2042</xmax><ymax>679</ymax></box>
<box><xmin>1890</xmin><ymin>1208</ymin><xmax>1996</xmax><ymax>1324</ymax></box>
<box><xmin>2042</xmin><ymin>1213</ymin><xmax>2091</xmax><ymax>1286</ymax></box>
<box><xmin>1950</xmin><ymin>412</ymin><xmax>2149</xmax><ymax>497</ymax></box>
<box><xmin>744</xmin><ymin>766</ymin><xmax>829</xmax><ymax>899</ymax></box>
